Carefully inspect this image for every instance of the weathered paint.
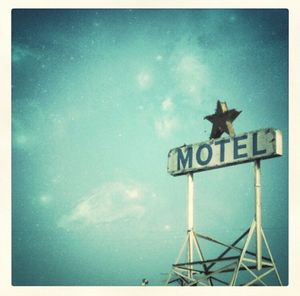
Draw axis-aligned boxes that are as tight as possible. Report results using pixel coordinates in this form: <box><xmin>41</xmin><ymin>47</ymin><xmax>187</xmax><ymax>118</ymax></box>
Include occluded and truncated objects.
<box><xmin>167</xmin><ymin>128</ymin><xmax>282</xmax><ymax>176</ymax></box>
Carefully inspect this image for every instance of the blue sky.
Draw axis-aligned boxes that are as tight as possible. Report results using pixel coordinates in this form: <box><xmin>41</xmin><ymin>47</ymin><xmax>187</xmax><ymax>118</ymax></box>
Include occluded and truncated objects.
<box><xmin>12</xmin><ymin>9</ymin><xmax>288</xmax><ymax>286</ymax></box>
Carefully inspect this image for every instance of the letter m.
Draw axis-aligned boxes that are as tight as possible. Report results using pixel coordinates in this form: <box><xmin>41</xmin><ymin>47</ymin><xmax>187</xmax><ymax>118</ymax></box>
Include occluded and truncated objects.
<box><xmin>177</xmin><ymin>147</ymin><xmax>192</xmax><ymax>171</ymax></box>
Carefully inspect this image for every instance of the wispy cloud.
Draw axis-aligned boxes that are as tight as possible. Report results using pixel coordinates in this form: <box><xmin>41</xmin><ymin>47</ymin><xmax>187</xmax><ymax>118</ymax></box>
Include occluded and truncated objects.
<box><xmin>173</xmin><ymin>54</ymin><xmax>209</xmax><ymax>103</ymax></box>
<box><xmin>137</xmin><ymin>70</ymin><xmax>152</xmax><ymax>89</ymax></box>
<box><xmin>155</xmin><ymin>114</ymin><xmax>178</xmax><ymax>138</ymax></box>
<box><xmin>153</xmin><ymin>39</ymin><xmax>211</xmax><ymax>139</ymax></box>
<box><xmin>166</xmin><ymin>36</ymin><xmax>210</xmax><ymax>106</ymax></box>
<box><xmin>155</xmin><ymin>96</ymin><xmax>179</xmax><ymax>138</ymax></box>
<box><xmin>57</xmin><ymin>181</ymin><xmax>147</xmax><ymax>230</ymax></box>
<box><xmin>12</xmin><ymin>44</ymin><xmax>41</xmax><ymax>63</ymax></box>
<box><xmin>162</xmin><ymin>96</ymin><xmax>173</xmax><ymax>111</ymax></box>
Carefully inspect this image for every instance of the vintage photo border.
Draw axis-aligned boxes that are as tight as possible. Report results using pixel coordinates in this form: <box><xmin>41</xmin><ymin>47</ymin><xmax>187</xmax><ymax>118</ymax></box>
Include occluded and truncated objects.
<box><xmin>1</xmin><ymin>0</ymin><xmax>299</xmax><ymax>295</ymax></box>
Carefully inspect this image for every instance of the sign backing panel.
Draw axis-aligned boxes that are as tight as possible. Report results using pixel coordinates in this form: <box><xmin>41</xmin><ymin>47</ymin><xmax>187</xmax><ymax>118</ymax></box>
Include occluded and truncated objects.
<box><xmin>167</xmin><ymin>128</ymin><xmax>282</xmax><ymax>176</ymax></box>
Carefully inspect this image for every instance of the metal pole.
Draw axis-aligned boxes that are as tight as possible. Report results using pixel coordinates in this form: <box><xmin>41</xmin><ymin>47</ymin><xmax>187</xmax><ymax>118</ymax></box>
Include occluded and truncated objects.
<box><xmin>187</xmin><ymin>173</ymin><xmax>194</xmax><ymax>278</ymax></box>
<box><xmin>254</xmin><ymin>160</ymin><xmax>262</xmax><ymax>270</ymax></box>
<box><xmin>188</xmin><ymin>173</ymin><xmax>194</xmax><ymax>231</ymax></box>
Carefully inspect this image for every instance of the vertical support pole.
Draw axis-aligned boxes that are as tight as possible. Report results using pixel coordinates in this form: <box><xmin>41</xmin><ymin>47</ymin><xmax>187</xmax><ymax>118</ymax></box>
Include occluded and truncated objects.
<box><xmin>188</xmin><ymin>173</ymin><xmax>194</xmax><ymax>231</ymax></box>
<box><xmin>254</xmin><ymin>160</ymin><xmax>262</xmax><ymax>270</ymax></box>
<box><xmin>187</xmin><ymin>173</ymin><xmax>194</xmax><ymax>278</ymax></box>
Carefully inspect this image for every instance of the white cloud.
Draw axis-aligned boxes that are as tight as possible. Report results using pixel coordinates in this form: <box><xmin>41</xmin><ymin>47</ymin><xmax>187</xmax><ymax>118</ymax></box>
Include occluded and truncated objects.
<box><xmin>155</xmin><ymin>95</ymin><xmax>179</xmax><ymax>138</ymax></box>
<box><xmin>137</xmin><ymin>70</ymin><xmax>152</xmax><ymax>89</ymax></box>
<box><xmin>174</xmin><ymin>55</ymin><xmax>209</xmax><ymax>102</ymax></box>
<box><xmin>125</xmin><ymin>188</ymin><xmax>141</xmax><ymax>200</ymax></box>
<box><xmin>164</xmin><ymin>224</ymin><xmax>171</xmax><ymax>231</ymax></box>
<box><xmin>167</xmin><ymin>36</ymin><xmax>210</xmax><ymax>105</ymax></box>
<box><xmin>162</xmin><ymin>97</ymin><xmax>173</xmax><ymax>111</ymax></box>
<box><xmin>155</xmin><ymin>96</ymin><xmax>179</xmax><ymax>138</ymax></box>
<box><xmin>39</xmin><ymin>194</ymin><xmax>52</xmax><ymax>205</ymax></box>
<box><xmin>155</xmin><ymin>115</ymin><xmax>178</xmax><ymax>138</ymax></box>
<box><xmin>57</xmin><ymin>181</ymin><xmax>147</xmax><ymax>230</ymax></box>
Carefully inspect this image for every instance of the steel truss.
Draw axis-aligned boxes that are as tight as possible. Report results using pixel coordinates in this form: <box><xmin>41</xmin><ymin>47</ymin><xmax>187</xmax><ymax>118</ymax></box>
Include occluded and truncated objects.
<box><xmin>166</xmin><ymin>219</ymin><xmax>282</xmax><ymax>286</ymax></box>
<box><xmin>166</xmin><ymin>160</ymin><xmax>283</xmax><ymax>286</ymax></box>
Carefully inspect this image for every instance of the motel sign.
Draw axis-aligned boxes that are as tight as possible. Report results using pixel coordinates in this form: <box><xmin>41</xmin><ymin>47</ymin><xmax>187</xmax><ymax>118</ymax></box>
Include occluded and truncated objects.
<box><xmin>167</xmin><ymin>128</ymin><xmax>282</xmax><ymax>176</ymax></box>
<box><xmin>166</xmin><ymin>101</ymin><xmax>284</xmax><ymax>286</ymax></box>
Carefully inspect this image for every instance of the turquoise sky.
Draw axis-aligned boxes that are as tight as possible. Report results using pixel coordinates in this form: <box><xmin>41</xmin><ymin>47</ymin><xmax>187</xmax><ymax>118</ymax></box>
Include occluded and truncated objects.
<box><xmin>12</xmin><ymin>9</ymin><xmax>288</xmax><ymax>286</ymax></box>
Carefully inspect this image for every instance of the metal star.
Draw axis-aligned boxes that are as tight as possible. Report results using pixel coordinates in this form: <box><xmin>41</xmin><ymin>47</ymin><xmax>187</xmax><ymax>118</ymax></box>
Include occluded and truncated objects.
<box><xmin>204</xmin><ymin>100</ymin><xmax>241</xmax><ymax>139</ymax></box>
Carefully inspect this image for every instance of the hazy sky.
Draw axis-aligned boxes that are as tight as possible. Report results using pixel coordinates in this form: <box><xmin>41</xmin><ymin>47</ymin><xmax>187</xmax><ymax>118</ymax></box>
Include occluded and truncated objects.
<box><xmin>12</xmin><ymin>9</ymin><xmax>288</xmax><ymax>286</ymax></box>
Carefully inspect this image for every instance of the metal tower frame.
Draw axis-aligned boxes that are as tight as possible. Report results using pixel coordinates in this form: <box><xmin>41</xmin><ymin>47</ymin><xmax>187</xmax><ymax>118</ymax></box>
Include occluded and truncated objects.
<box><xmin>166</xmin><ymin>160</ymin><xmax>282</xmax><ymax>286</ymax></box>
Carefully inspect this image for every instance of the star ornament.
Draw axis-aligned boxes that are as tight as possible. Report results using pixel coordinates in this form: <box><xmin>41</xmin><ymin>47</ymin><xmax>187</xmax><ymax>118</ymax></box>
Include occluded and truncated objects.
<box><xmin>204</xmin><ymin>100</ymin><xmax>241</xmax><ymax>139</ymax></box>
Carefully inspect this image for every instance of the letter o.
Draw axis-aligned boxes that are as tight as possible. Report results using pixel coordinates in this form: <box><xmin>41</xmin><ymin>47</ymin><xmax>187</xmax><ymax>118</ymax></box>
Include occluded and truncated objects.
<box><xmin>196</xmin><ymin>144</ymin><xmax>212</xmax><ymax>166</ymax></box>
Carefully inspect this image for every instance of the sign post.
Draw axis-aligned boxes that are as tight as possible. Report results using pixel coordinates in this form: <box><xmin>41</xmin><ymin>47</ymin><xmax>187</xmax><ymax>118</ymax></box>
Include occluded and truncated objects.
<box><xmin>187</xmin><ymin>173</ymin><xmax>194</xmax><ymax>279</ymax></box>
<box><xmin>254</xmin><ymin>159</ymin><xmax>262</xmax><ymax>270</ymax></box>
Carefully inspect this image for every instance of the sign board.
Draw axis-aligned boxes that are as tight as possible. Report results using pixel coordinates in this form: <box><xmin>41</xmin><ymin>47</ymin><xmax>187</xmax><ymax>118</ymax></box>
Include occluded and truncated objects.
<box><xmin>167</xmin><ymin>128</ymin><xmax>282</xmax><ymax>176</ymax></box>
